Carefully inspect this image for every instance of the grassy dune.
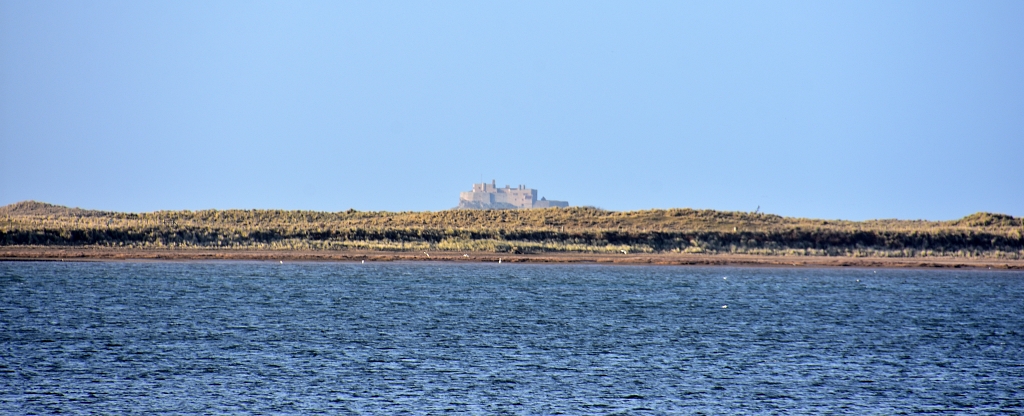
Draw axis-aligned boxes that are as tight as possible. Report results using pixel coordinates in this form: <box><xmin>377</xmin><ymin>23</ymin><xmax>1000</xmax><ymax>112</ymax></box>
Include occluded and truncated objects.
<box><xmin>2</xmin><ymin>201</ymin><xmax>1022</xmax><ymax>258</ymax></box>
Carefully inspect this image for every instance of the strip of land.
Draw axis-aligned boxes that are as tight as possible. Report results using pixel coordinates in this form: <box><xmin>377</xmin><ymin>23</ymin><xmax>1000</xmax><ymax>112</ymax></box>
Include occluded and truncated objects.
<box><xmin>3</xmin><ymin>201</ymin><xmax>1022</xmax><ymax>269</ymax></box>
<box><xmin>2</xmin><ymin>247</ymin><xmax>1022</xmax><ymax>270</ymax></box>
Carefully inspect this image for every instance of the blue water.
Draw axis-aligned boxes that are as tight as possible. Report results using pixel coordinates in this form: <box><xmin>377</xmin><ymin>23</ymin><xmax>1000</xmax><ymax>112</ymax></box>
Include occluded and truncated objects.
<box><xmin>1</xmin><ymin>261</ymin><xmax>1022</xmax><ymax>414</ymax></box>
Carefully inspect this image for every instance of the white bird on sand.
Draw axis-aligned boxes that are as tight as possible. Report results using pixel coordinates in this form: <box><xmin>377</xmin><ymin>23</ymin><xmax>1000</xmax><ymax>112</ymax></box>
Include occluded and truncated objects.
<box><xmin>463</xmin><ymin>254</ymin><xmax>469</xmax><ymax>257</ymax></box>
<box><xmin>423</xmin><ymin>252</ymin><xmax>430</xmax><ymax>258</ymax></box>
<box><xmin>620</xmin><ymin>249</ymin><xmax>628</xmax><ymax>254</ymax></box>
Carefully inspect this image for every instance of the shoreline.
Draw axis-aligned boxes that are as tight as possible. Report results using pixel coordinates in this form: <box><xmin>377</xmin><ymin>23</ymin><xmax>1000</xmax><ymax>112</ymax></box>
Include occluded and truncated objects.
<box><xmin>2</xmin><ymin>247</ymin><xmax>1022</xmax><ymax>270</ymax></box>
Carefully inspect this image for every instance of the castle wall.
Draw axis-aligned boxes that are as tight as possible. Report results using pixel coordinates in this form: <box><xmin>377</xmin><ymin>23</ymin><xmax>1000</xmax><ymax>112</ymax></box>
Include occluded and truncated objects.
<box><xmin>533</xmin><ymin>199</ymin><xmax>568</xmax><ymax>208</ymax></box>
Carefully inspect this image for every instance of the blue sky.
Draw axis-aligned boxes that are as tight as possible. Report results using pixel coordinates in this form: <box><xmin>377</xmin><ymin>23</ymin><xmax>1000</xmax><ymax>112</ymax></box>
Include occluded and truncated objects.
<box><xmin>2</xmin><ymin>1</ymin><xmax>1022</xmax><ymax>220</ymax></box>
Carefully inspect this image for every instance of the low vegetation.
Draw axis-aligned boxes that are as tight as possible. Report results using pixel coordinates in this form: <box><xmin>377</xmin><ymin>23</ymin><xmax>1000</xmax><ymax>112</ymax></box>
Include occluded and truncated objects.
<box><xmin>2</xmin><ymin>201</ymin><xmax>1022</xmax><ymax>258</ymax></box>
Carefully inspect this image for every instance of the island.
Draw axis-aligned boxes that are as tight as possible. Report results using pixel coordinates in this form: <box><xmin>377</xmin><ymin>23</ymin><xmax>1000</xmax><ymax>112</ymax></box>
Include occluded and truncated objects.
<box><xmin>2</xmin><ymin>200</ymin><xmax>1022</xmax><ymax>269</ymax></box>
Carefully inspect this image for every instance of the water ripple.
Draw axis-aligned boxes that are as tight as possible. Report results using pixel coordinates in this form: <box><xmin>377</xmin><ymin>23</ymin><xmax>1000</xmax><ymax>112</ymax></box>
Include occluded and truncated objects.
<box><xmin>1</xmin><ymin>261</ymin><xmax>1022</xmax><ymax>414</ymax></box>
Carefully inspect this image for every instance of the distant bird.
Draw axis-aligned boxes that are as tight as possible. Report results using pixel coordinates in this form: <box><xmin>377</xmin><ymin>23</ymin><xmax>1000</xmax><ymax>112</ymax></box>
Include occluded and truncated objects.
<box><xmin>279</xmin><ymin>260</ymin><xmax>283</xmax><ymax>264</ymax></box>
<box><xmin>723</xmin><ymin>277</ymin><xmax>727</xmax><ymax>280</ymax></box>
<box><xmin>620</xmin><ymin>249</ymin><xmax>628</xmax><ymax>254</ymax></box>
<box><xmin>722</xmin><ymin>305</ymin><xmax>728</xmax><ymax>309</ymax></box>
<box><xmin>498</xmin><ymin>258</ymin><xmax>502</xmax><ymax>264</ymax></box>
<box><xmin>463</xmin><ymin>254</ymin><xmax>469</xmax><ymax>257</ymax></box>
<box><xmin>423</xmin><ymin>252</ymin><xmax>430</xmax><ymax>258</ymax></box>
<box><xmin>361</xmin><ymin>260</ymin><xmax>365</xmax><ymax>264</ymax></box>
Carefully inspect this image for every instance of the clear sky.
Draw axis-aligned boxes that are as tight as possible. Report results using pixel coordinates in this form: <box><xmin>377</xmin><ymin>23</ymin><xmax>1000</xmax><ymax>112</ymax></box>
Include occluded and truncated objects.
<box><xmin>2</xmin><ymin>1</ymin><xmax>1022</xmax><ymax>220</ymax></box>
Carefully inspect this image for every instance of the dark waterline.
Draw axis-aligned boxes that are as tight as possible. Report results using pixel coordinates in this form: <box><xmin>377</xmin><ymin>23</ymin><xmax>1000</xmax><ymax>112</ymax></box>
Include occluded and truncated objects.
<box><xmin>2</xmin><ymin>261</ymin><xmax>1022</xmax><ymax>414</ymax></box>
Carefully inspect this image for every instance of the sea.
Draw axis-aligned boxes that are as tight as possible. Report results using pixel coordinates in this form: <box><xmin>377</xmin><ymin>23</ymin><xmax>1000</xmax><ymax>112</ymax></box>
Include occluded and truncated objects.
<box><xmin>1</xmin><ymin>261</ymin><xmax>1022</xmax><ymax>414</ymax></box>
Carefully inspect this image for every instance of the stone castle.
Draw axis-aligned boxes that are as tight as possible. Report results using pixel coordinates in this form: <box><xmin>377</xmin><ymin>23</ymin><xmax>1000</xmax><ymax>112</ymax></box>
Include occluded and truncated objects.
<box><xmin>457</xmin><ymin>180</ymin><xmax>569</xmax><ymax>210</ymax></box>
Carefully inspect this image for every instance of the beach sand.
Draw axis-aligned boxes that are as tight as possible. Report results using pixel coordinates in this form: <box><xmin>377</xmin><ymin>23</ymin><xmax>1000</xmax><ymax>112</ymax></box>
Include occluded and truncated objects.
<box><xmin>2</xmin><ymin>247</ymin><xmax>1022</xmax><ymax>270</ymax></box>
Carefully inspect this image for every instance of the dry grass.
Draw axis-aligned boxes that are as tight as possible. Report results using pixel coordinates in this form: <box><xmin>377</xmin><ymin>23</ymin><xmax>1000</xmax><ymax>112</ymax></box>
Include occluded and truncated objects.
<box><xmin>2</xmin><ymin>201</ymin><xmax>1022</xmax><ymax>258</ymax></box>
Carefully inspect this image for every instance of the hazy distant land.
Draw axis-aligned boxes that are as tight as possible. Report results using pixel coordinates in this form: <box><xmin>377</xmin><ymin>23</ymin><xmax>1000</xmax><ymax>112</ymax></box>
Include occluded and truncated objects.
<box><xmin>2</xmin><ymin>201</ymin><xmax>1022</xmax><ymax>269</ymax></box>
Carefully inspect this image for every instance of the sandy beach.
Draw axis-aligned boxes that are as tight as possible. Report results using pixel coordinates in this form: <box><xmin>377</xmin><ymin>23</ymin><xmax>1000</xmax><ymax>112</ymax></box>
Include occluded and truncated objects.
<box><xmin>2</xmin><ymin>247</ymin><xmax>1021</xmax><ymax>270</ymax></box>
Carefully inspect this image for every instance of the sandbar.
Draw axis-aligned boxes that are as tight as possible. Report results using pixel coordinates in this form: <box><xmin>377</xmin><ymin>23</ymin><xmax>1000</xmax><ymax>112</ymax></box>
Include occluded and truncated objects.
<box><xmin>2</xmin><ymin>247</ymin><xmax>1022</xmax><ymax>270</ymax></box>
